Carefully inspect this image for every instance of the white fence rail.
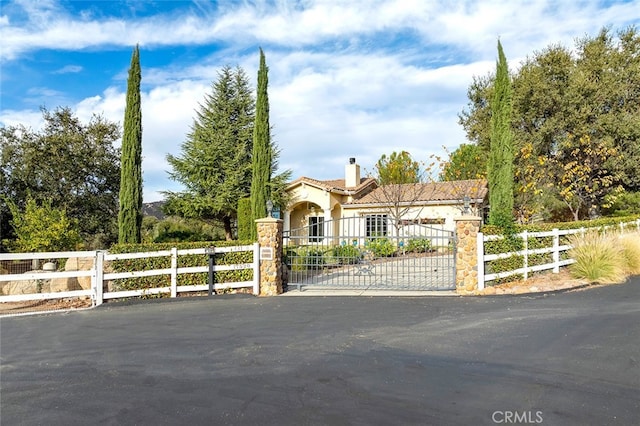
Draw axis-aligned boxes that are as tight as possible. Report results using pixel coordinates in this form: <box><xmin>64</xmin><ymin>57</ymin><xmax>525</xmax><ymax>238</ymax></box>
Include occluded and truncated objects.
<box><xmin>477</xmin><ymin>220</ymin><xmax>640</xmax><ymax>289</ymax></box>
<box><xmin>0</xmin><ymin>244</ymin><xmax>260</xmax><ymax>306</ymax></box>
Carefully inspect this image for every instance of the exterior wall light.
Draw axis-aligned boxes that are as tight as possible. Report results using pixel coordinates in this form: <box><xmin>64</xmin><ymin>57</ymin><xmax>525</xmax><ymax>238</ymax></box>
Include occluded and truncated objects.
<box><xmin>463</xmin><ymin>195</ymin><xmax>471</xmax><ymax>215</ymax></box>
<box><xmin>266</xmin><ymin>199</ymin><xmax>274</xmax><ymax>218</ymax></box>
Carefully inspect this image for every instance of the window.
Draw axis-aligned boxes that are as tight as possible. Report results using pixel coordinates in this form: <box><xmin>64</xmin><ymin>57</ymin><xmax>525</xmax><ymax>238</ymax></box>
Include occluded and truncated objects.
<box><xmin>365</xmin><ymin>214</ymin><xmax>388</xmax><ymax>237</ymax></box>
<box><xmin>309</xmin><ymin>216</ymin><xmax>324</xmax><ymax>242</ymax></box>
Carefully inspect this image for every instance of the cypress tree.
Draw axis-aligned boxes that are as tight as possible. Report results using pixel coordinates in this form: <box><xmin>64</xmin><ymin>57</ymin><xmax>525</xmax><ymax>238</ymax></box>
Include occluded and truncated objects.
<box><xmin>250</xmin><ymin>48</ymin><xmax>272</xmax><ymax>240</ymax></box>
<box><xmin>488</xmin><ymin>40</ymin><xmax>514</xmax><ymax>228</ymax></box>
<box><xmin>118</xmin><ymin>45</ymin><xmax>143</xmax><ymax>243</ymax></box>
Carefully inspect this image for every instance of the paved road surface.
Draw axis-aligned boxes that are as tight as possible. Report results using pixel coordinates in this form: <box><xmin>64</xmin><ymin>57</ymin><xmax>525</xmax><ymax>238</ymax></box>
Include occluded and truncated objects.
<box><xmin>1</xmin><ymin>278</ymin><xmax>639</xmax><ymax>425</ymax></box>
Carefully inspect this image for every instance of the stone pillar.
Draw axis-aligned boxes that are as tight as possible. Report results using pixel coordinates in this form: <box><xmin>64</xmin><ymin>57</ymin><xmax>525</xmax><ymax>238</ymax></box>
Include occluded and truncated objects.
<box><xmin>454</xmin><ymin>216</ymin><xmax>482</xmax><ymax>295</ymax></box>
<box><xmin>255</xmin><ymin>217</ymin><xmax>284</xmax><ymax>296</ymax></box>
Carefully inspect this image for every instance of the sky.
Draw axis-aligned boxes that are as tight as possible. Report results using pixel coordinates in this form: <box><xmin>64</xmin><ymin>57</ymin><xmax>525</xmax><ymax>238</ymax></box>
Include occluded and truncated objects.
<box><xmin>1</xmin><ymin>0</ymin><xmax>639</xmax><ymax>202</ymax></box>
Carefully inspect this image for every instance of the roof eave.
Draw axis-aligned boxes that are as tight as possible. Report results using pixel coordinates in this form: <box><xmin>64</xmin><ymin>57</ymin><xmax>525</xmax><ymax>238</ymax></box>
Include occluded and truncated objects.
<box><xmin>344</xmin><ymin>197</ymin><xmax>486</xmax><ymax>208</ymax></box>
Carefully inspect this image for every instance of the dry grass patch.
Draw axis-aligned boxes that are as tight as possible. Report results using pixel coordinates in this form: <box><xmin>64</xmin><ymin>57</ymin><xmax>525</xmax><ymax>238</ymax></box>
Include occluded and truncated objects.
<box><xmin>620</xmin><ymin>232</ymin><xmax>640</xmax><ymax>275</ymax></box>
<box><xmin>568</xmin><ymin>232</ymin><xmax>640</xmax><ymax>284</ymax></box>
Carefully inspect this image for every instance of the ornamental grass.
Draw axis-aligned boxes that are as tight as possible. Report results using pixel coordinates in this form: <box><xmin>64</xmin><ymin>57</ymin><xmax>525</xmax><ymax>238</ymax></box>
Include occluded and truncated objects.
<box><xmin>619</xmin><ymin>232</ymin><xmax>640</xmax><ymax>275</ymax></box>
<box><xmin>568</xmin><ymin>232</ymin><xmax>627</xmax><ymax>284</ymax></box>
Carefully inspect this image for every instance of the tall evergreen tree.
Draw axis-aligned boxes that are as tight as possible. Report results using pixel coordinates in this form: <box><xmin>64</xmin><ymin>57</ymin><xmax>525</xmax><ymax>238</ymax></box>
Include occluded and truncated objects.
<box><xmin>164</xmin><ymin>66</ymin><xmax>255</xmax><ymax>240</ymax></box>
<box><xmin>488</xmin><ymin>40</ymin><xmax>514</xmax><ymax>227</ymax></box>
<box><xmin>250</xmin><ymin>48</ymin><xmax>272</xmax><ymax>239</ymax></box>
<box><xmin>118</xmin><ymin>45</ymin><xmax>143</xmax><ymax>243</ymax></box>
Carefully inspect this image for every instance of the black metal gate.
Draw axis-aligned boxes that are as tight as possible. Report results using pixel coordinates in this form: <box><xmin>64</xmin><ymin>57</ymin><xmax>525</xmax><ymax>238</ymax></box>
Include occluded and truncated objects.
<box><xmin>283</xmin><ymin>216</ymin><xmax>456</xmax><ymax>291</ymax></box>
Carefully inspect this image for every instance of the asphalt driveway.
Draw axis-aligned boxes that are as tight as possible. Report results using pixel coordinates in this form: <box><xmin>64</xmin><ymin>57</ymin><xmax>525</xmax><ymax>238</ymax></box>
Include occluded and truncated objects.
<box><xmin>1</xmin><ymin>278</ymin><xmax>639</xmax><ymax>425</ymax></box>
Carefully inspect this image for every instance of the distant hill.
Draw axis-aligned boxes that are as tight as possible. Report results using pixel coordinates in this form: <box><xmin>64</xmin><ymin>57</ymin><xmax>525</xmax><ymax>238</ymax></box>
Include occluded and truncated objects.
<box><xmin>142</xmin><ymin>201</ymin><xmax>166</xmax><ymax>219</ymax></box>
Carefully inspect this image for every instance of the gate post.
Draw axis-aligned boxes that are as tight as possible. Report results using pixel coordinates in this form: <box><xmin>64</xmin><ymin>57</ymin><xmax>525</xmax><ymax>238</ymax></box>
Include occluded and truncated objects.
<box><xmin>255</xmin><ymin>217</ymin><xmax>284</xmax><ymax>296</ymax></box>
<box><xmin>454</xmin><ymin>216</ymin><xmax>482</xmax><ymax>294</ymax></box>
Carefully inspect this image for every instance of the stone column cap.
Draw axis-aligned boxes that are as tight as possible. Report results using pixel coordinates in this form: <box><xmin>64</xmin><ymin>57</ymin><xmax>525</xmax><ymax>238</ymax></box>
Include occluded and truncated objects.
<box><xmin>255</xmin><ymin>217</ymin><xmax>283</xmax><ymax>224</ymax></box>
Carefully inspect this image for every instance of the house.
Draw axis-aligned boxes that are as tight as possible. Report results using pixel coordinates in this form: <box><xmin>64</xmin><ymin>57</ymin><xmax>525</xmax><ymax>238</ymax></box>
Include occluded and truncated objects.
<box><xmin>283</xmin><ymin>158</ymin><xmax>487</xmax><ymax>244</ymax></box>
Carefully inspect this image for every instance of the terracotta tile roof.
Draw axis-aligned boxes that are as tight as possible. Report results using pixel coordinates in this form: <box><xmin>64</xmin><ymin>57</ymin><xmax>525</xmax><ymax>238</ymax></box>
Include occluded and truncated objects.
<box><xmin>346</xmin><ymin>179</ymin><xmax>488</xmax><ymax>205</ymax></box>
<box><xmin>287</xmin><ymin>176</ymin><xmax>377</xmax><ymax>193</ymax></box>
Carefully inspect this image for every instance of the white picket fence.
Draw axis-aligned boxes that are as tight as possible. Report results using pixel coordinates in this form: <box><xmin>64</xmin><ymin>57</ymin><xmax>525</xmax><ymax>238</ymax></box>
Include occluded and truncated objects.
<box><xmin>0</xmin><ymin>244</ymin><xmax>260</xmax><ymax>306</ymax></box>
<box><xmin>477</xmin><ymin>220</ymin><xmax>640</xmax><ymax>289</ymax></box>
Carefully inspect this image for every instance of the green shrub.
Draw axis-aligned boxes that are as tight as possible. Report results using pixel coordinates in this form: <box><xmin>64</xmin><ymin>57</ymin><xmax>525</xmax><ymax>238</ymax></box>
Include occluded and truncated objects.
<box><xmin>484</xmin><ymin>234</ymin><xmax>523</xmax><ymax>255</ymax></box>
<box><xmin>287</xmin><ymin>246</ymin><xmax>326</xmax><ymax>271</ymax></box>
<box><xmin>331</xmin><ymin>244</ymin><xmax>360</xmax><ymax>264</ymax></box>
<box><xmin>367</xmin><ymin>238</ymin><xmax>396</xmax><ymax>257</ymax></box>
<box><xmin>406</xmin><ymin>238</ymin><xmax>431</xmax><ymax>253</ymax></box>
<box><xmin>237</xmin><ymin>198</ymin><xmax>253</xmax><ymax>240</ymax></box>
<box><xmin>5</xmin><ymin>197</ymin><xmax>82</xmax><ymax>252</ymax></box>
<box><xmin>602</xmin><ymin>191</ymin><xmax>640</xmax><ymax>217</ymax></box>
<box><xmin>149</xmin><ymin>218</ymin><xmax>223</xmax><ymax>243</ymax></box>
<box><xmin>568</xmin><ymin>233</ymin><xmax>626</xmax><ymax>283</ymax></box>
<box><xmin>141</xmin><ymin>216</ymin><xmax>160</xmax><ymax>243</ymax></box>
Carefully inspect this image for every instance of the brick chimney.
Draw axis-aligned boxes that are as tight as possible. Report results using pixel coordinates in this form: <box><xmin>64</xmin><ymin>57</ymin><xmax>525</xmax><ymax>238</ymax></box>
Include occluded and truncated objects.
<box><xmin>345</xmin><ymin>157</ymin><xmax>360</xmax><ymax>188</ymax></box>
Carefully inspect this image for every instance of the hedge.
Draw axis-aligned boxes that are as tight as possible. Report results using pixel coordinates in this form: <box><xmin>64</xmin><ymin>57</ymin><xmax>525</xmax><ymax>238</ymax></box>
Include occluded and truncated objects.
<box><xmin>108</xmin><ymin>240</ymin><xmax>255</xmax><ymax>292</ymax></box>
<box><xmin>481</xmin><ymin>215</ymin><xmax>640</xmax><ymax>236</ymax></box>
<box><xmin>480</xmin><ymin>215</ymin><xmax>640</xmax><ymax>284</ymax></box>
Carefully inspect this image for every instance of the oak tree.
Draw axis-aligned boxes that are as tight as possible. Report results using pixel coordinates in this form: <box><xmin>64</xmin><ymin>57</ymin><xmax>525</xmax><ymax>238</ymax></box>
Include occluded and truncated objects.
<box><xmin>0</xmin><ymin>107</ymin><xmax>121</xmax><ymax>249</ymax></box>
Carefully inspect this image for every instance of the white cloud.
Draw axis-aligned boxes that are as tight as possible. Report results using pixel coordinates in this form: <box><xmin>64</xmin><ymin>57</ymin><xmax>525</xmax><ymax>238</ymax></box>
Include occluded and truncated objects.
<box><xmin>66</xmin><ymin>47</ymin><xmax>480</xmax><ymax>201</ymax></box>
<box><xmin>136</xmin><ymin>80</ymin><xmax>215</xmax><ymax>200</ymax></box>
<box><xmin>268</xmin><ymin>51</ymin><xmax>494</xmax><ymax>176</ymax></box>
<box><xmin>26</xmin><ymin>86</ymin><xmax>64</xmax><ymax>98</ymax></box>
<box><xmin>3</xmin><ymin>0</ymin><xmax>639</xmax><ymax>61</ymax></box>
<box><xmin>0</xmin><ymin>109</ymin><xmax>45</xmax><ymax>129</ymax></box>
<box><xmin>2</xmin><ymin>0</ymin><xmax>639</xmax><ymax>202</ymax></box>
<box><xmin>74</xmin><ymin>88</ymin><xmax>124</xmax><ymax>130</ymax></box>
<box><xmin>52</xmin><ymin>64</ymin><xmax>82</xmax><ymax>74</ymax></box>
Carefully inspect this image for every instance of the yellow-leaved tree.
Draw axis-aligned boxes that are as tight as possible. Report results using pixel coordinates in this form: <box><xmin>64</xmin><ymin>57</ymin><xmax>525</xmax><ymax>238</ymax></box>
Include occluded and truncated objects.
<box><xmin>5</xmin><ymin>197</ymin><xmax>82</xmax><ymax>252</ymax></box>
<box><xmin>549</xmin><ymin>135</ymin><xmax>623</xmax><ymax>221</ymax></box>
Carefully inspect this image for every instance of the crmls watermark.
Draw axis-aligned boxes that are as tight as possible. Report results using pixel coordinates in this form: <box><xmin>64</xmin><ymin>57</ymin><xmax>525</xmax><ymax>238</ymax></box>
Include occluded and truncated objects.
<box><xmin>492</xmin><ymin>410</ymin><xmax>543</xmax><ymax>424</ymax></box>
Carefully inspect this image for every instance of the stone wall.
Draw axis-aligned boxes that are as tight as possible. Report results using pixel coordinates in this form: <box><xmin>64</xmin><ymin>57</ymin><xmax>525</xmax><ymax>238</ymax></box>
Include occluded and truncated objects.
<box><xmin>255</xmin><ymin>218</ymin><xmax>283</xmax><ymax>296</ymax></box>
<box><xmin>454</xmin><ymin>216</ymin><xmax>482</xmax><ymax>295</ymax></box>
<box><xmin>1</xmin><ymin>270</ymin><xmax>52</xmax><ymax>295</ymax></box>
<box><xmin>0</xmin><ymin>257</ymin><xmax>94</xmax><ymax>295</ymax></box>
